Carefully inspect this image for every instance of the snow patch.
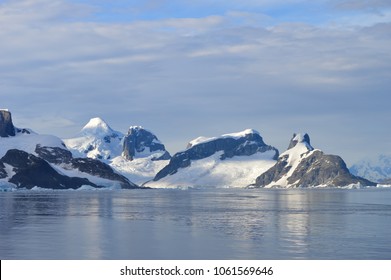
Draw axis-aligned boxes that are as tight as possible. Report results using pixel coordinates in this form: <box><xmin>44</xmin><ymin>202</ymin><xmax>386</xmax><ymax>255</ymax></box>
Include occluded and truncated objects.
<box><xmin>3</xmin><ymin>163</ymin><xmax>16</xmax><ymax>178</ymax></box>
<box><xmin>77</xmin><ymin>185</ymin><xmax>99</xmax><ymax>191</ymax></box>
<box><xmin>376</xmin><ymin>184</ymin><xmax>391</xmax><ymax>188</ymax></box>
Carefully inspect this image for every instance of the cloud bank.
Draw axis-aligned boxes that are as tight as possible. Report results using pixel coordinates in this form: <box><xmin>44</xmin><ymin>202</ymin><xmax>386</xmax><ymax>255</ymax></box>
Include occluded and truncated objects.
<box><xmin>1</xmin><ymin>0</ymin><xmax>390</xmax><ymax>164</ymax></box>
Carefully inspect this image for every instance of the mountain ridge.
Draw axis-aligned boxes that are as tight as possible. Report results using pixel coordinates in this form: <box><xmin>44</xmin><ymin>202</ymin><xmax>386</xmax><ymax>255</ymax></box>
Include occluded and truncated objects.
<box><xmin>0</xmin><ymin>111</ymin><xmax>138</xmax><ymax>190</ymax></box>
<box><xmin>1</xmin><ymin>110</ymin><xmax>383</xmax><ymax>190</ymax></box>
<box><xmin>350</xmin><ymin>155</ymin><xmax>391</xmax><ymax>183</ymax></box>
<box><xmin>146</xmin><ymin>129</ymin><xmax>279</xmax><ymax>188</ymax></box>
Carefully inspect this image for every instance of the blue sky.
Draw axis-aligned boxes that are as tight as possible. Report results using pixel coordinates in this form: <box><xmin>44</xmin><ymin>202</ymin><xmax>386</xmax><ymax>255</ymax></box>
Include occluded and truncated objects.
<box><xmin>1</xmin><ymin>0</ymin><xmax>391</xmax><ymax>164</ymax></box>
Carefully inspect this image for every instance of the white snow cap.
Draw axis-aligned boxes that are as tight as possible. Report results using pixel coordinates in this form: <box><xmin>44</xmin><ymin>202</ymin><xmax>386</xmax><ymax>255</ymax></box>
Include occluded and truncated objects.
<box><xmin>128</xmin><ymin>125</ymin><xmax>143</xmax><ymax>130</ymax></box>
<box><xmin>293</xmin><ymin>133</ymin><xmax>309</xmax><ymax>143</ymax></box>
<box><xmin>222</xmin><ymin>128</ymin><xmax>260</xmax><ymax>138</ymax></box>
<box><xmin>287</xmin><ymin>133</ymin><xmax>314</xmax><ymax>151</ymax></box>
<box><xmin>81</xmin><ymin>117</ymin><xmax>114</xmax><ymax>135</ymax></box>
<box><xmin>188</xmin><ymin>128</ymin><xmax>261</xmax><ymax>147</ymax></box>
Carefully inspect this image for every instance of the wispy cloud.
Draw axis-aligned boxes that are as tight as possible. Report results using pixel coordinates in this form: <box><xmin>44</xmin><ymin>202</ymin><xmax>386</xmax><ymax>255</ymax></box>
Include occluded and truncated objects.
<box><xmin>1</xmin><ymin>0</ymin><xmax>390</xmax><ymax>163</ymax></box>
<box><xmin>333</xmin><ymin>0</ymin><xmax>391</xmax><ymax>12</ymax></box>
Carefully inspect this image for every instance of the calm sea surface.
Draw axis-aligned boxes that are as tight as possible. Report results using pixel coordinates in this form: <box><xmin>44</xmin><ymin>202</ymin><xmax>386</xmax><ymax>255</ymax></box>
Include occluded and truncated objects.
<box><xmin>1</xmin><ymin>188</ymin><xmax>390</xmax><ymax>260</ymax></box>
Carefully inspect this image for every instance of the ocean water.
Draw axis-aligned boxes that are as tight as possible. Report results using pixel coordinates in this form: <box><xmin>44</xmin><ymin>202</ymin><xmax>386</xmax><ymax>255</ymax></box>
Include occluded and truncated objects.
<box><xmin>0</xmin><ymin>188</ymin><xmax>390</xmax><ymax>260</ymax></box>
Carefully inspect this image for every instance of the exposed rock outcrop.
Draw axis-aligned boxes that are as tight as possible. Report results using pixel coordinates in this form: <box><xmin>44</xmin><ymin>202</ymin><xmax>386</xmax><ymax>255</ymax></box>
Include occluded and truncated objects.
<box><xmin>1</xmin><ymin>149</ymin><xmax>98</xmax><ymax>189</ymax></box>
<box><xmin>0</xmin><ymin>161</ymin><xmax>7</xmax><ymax>179</ymax></box>
<box><xmin>35</xmin><ymin>145</ymin><xmax>138</xmax><ymax>189</ymax></box>
<box><xmin>253</xmin><ymin>133</ymin><xmax>375</xmax><ymax>188</ymax></box>
<box><xmin>122</xmin><ymin>126</ymin><xmax>171</xmax><ymax>161</ymax></box>
<box><xmin>0</xmin><ymin>110</ymin><xmax>16</xmax><ymax>137</ymax></box>
<box><xmin>70</xmin><ymin>157</ymin><xmax>137</xmax><ymax>189</ymax></box>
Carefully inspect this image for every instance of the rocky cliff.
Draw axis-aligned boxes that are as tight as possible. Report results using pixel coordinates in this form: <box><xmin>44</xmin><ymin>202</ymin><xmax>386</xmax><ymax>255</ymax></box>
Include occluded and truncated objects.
<box><xmin>253</xmin><ymin>133</ymin><xmax>375</xmax><ymax>188</ymax></box>
<box><xmin>0</xmin><ymin>110</ymin><xmax>15</xmax><ymax>137</ymax></box>
<box><xmin>122</xmin><ymin>126</ymin><xmax>171</xmax><ymax>161</ymax></box>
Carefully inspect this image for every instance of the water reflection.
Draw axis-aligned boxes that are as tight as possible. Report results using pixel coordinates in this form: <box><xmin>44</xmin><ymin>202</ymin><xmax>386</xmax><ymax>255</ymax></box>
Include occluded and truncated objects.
<box><xmin>0</xmin><ymin>189</ymin><xmax>391</xmax><ymax>259</ymax></box>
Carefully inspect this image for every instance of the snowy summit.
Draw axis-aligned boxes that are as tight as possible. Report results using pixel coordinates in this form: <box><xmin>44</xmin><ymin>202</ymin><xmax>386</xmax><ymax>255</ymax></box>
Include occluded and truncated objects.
<box><xmin>81</xmin><ymin>117</ymin><xmax>116</xmax><ymax>136</ymax></box>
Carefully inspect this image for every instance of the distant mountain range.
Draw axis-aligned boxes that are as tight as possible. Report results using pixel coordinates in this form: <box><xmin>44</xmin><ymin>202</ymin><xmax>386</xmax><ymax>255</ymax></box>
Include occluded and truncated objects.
<box><xmin>0</xmin><ymin>109</ymin><xmax>385</xmax><ymax>190</ymax></box>
<box><xmin>350</xmin><ymin>155</ymin><xmax>391</xmax><ymax>183</ymax></box>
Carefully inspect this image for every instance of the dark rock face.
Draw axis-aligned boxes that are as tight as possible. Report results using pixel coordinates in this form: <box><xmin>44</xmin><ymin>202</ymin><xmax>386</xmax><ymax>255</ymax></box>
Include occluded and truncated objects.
<box><xmin>380</xmin><ymin>178</ymin><xmax>391</xmax><ymax>185</ymax></box>
<box><xmin>35</xmin><ymin>145</ymin><xmax>138</xmax><ymax>189</ymax></box>
<box><xmin>254</xmin><ymin>154</ymin><xmax>291</xmax><ymax>186</ymax></box>
<box><xmin>122</xmin><ymin>126</ymin><xmax>171</xmax><ymax>161</ymax></box>
<box><xmin>0</xmin><ymin>149</ymin><xmax>98</xmax><ymax>189</ymax></box>
<box><xmin>0</xmin><ymin>161</ymin><xmax>7</xmax><ymax>179</ymax></box>
<box><xmin>254</xmin><ymin>135</ymin><xmax>376</xmax><ymax>188</ymax></box>
<box><xmin>71</xmin><ymin>158</ymin><xmax>137</xmax><ymax>189</ymax></box>
<box><xmin>154</xmin><ymin>131</ymin><xmax>279</xmax><ymax>181</ymax></box>
<box><xmin>288</xmin><ymin>133</ymin><xmax>312</xmax><ymax>150</ymax></box>
<box><xmin>0</xmin><ymin>110</ymin><xmax>16</xmax><ymax>137</ymax></box>
<box><xmin>35</xmin><ymin>145</ymin><xmax>73</xmax><ymax>164</ymax></box>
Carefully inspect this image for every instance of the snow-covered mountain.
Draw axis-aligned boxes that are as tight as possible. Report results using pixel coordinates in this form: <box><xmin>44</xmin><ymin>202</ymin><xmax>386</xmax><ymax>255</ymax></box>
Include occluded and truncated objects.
<box><xmin>1</xmin><ymin>109</ymin><xmax>383</xmax><ymax>190</ymax></box>
<box><xmin>0</xmin><ymin>110</ymin><xmax>138</xmax><ymax>190</ymax></box>
<box><xmin>350</xmin><ymin>155</ymin><xmax>391</xmax><ymax>183</ymax></box>
<box><xmin>63</xmin><ymin>117</ymin><xmax>124</xmax><ymax>161</ymax></box>
<box><xmin>145</xmin><ymin>129</ymin><xmax>279</xmax><ymax>188</ymax></box>
<box><xmin>253</xmin><ymin>133</ymin><xmax>375</xmax><ymax>188</ymax></box>
<box><xmin>63</xmin><ymin>119</ymin><xmax>171</xmax><ymax>185</ymax></box>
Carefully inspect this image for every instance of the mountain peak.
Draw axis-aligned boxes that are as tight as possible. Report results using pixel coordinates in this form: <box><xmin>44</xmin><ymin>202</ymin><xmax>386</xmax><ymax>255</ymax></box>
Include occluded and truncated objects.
<box><xmin>287</xmin><ymin>133</ymin><xmax>313</xmax><ymax>151</ymax></box>
<box><xmin>0</xmin><ymin>109</ymin><xmax>16</xmax><ymax>137</ymax></box>
<box><xmin>122</xmin><ymin>126</ymin><xmax>170</xmax><ymax>161</ymax></box>
<box><xmin>254</xmin><ymin>133</ymin><xmax>375</xmax><ymax>188</ymax></box>
<box><xmin>222</xmin><ymin>128</ymin><xmax>260</xmax><ymax>138</ymax></box>
<box><xmin>81</xmin><ymin>117</ymin><xmax>114</xmax><ymax>135</ymax></box>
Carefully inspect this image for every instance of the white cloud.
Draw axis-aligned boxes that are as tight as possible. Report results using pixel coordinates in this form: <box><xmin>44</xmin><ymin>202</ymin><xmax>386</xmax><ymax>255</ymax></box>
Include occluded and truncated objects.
<box><xmin>0</xmin><ymin>0</ymin><xmax>390</xmax><ymax>163</ymax></box>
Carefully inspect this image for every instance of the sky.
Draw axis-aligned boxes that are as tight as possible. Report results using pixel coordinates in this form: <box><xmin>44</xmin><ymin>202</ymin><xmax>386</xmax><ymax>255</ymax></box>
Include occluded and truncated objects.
<box><xmin>1</xmin><ymin>0</ymin><xmax>390</xmax><ymax>165</ymax></box>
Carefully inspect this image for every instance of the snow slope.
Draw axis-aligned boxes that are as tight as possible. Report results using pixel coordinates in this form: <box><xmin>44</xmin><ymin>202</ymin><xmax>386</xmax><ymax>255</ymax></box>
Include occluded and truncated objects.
<box><xmin>110</xmin><ymin>155</ymin><xmax>169</xmax><ymax>185</ymax></box>
<box><xmin>146</xmin><ymin>150</ymin><xmax>277</xmax><ymax>188</ymax></box>
<box><xmin>0</xmin><ymin>130</ymin><xmax>65</xmax><ymax>158</ymax></box>
<box><xmin>146</xmin><ymin>129</ymin><xmax>279</xmax><ymax>188</ymax></box>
